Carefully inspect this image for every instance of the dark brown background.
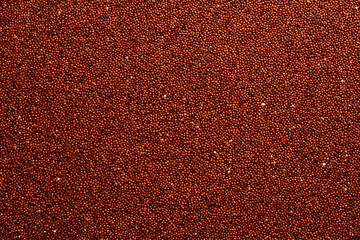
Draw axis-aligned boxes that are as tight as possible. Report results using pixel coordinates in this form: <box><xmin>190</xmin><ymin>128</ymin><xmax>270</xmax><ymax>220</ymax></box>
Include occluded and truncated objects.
<box><xmin>1</xmin><ymin>0</ymin><xmax>360</xmax><ymax>239</ymax></box>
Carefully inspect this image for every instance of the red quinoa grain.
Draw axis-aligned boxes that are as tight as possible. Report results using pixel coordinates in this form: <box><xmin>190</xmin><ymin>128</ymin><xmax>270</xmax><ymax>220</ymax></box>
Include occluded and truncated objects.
<box><xmin>1</xmin><ymin>0</ymin><xmax>360</xmax><ymax>239</ymax></box>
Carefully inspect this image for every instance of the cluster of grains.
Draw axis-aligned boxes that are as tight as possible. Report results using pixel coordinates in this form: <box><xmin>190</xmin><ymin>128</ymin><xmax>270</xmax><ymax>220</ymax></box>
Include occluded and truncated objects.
<box><xmin>1</xmin><ymin>0</ymin><xmax>359</xmax><ymax>239</ymax></box>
